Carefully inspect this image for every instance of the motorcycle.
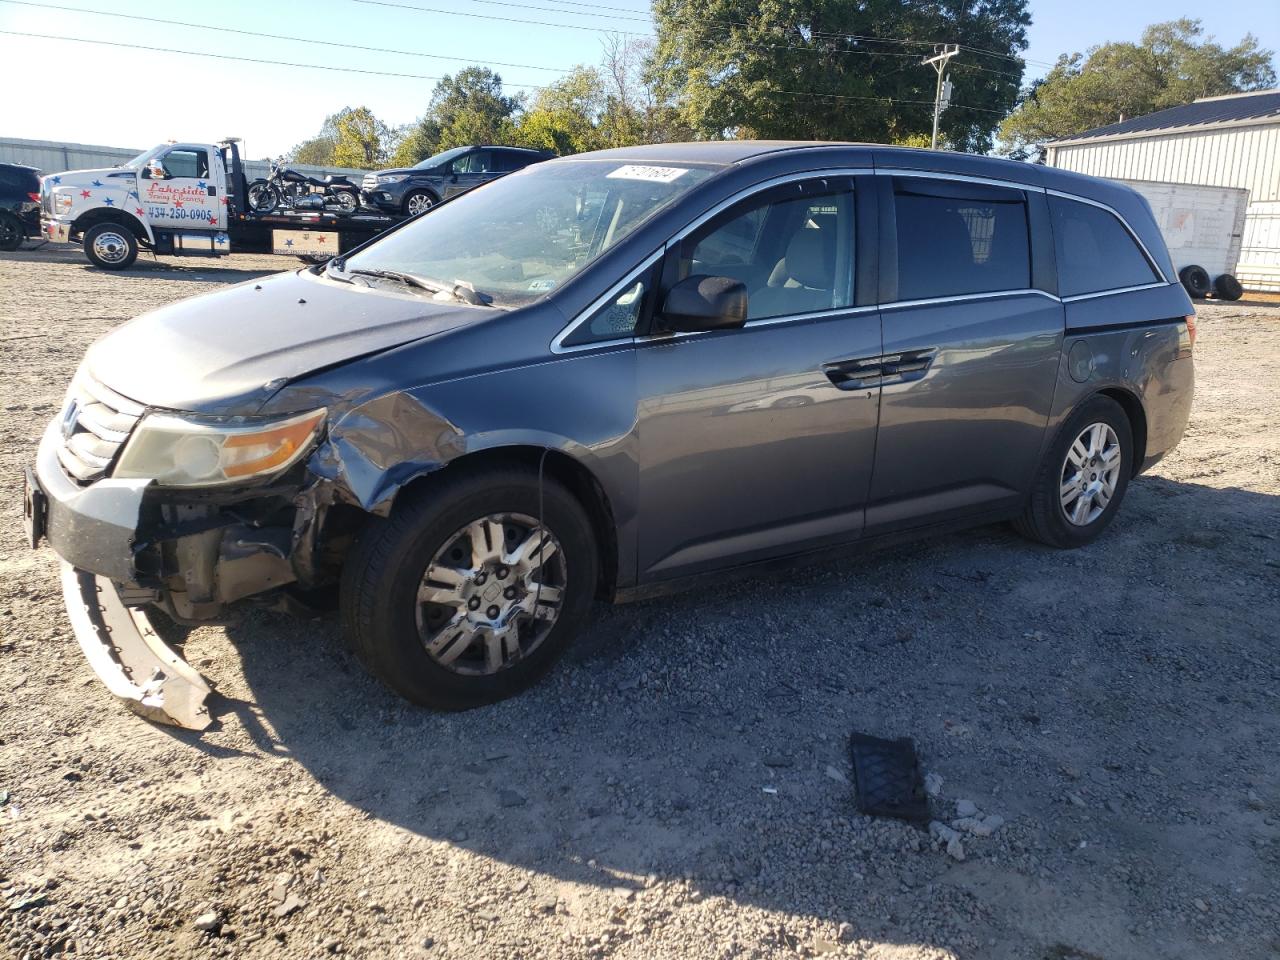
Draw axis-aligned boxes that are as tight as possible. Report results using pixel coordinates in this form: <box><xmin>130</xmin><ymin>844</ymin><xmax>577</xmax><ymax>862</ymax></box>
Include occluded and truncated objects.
<box><xmin>246</xmin><ymin>159</ymin><xmax>360</xmax><ymax>214</ymax></box>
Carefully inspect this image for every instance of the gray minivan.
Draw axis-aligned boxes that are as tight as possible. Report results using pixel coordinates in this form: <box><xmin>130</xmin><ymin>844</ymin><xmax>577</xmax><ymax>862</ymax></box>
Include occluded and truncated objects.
<box><xmin>25</xmin><ymin>142</ymin><xmax>1195</xmax><ymax>727</ymax></box>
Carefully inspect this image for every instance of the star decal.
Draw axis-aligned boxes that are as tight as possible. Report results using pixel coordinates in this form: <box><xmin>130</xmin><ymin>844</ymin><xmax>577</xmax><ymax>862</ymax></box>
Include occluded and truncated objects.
<box><xmin>91</xmin><ymin>179</ymin><xmax>103</xmax><ymax>187</ymax></box>
<box><xmin>135</xmin><ymin>207</ymin><xmax>144</xmax><ymax>216</ymax></box>
<box><xmin>284</xmin><ymin>238</ymin><xmax>294</xmax><ymax>247</ymax></box>
<box><xmin>80</xmin><ymin>189</ymin><xmax>91</xmax><ymax>199</ymax></box>
<box><xmin>317</xmin><ymin>235</ymin><xmax>327</xmax><ymax>244</ymax></box>
<box><xmin>49</xmin><ymin>175</ymin><xmax>61</xmax><ymax>185</ymax></box>
<box><xmin>174</xmin><ymin>200</ymin><xmax>184</xmax><ymax>208</ymax></box>
<box><xmin>103</xmin><ymin>197</ymin><xmax>114</xmax><ymax>206</ymax></box>
<box><xmin>196</xmin><ymin>180</ymin><xmax>207</xmax><ymax>190</ymax></box>
<box><xmin>215</xmin><ymin>234</ymin><xmax>227</xmax><ymax>245</ymax></box>
<box><xmin>220</xmin><ymin>196</ymin><xmax>228</xmax><ymax>205</ymax></box>
<box><xmin>127</xmin><ymin>190</ymin><xmax>139</xmax><ymax>200</ymax></box>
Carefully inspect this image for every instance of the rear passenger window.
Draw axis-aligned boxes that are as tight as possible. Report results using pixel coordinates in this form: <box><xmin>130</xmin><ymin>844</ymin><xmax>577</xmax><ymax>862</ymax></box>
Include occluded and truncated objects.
<box><xmin>1050</xmin><ymin>196</ymin><xmax>1158</xmax><ymax>296</ymax></box>
<box><xmin>894</xmin><ymin>180</ymin><xmax>1031</xmax><ymax>300</ymax></box>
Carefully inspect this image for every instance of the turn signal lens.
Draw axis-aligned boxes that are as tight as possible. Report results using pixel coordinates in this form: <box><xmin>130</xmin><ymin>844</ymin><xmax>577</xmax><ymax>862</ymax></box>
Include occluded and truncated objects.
<box><xmin>1184</xmin><ymin>314</ymin><xmax>1197</xmax><ymax>349</ymax></box>
<box><xmin>222</xmin><ymin>414</ymin><xmax>325</xmax><ymax>478</ymax></box>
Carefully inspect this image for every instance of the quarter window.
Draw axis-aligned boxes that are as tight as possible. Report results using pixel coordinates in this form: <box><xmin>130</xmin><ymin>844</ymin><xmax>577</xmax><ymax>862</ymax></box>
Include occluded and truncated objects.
<box><xmin>680</xmin><ymin>180</ymin><xmax>855</xmax><ymax>322</ymax></box>
<box><xmin>893</xmin><ymin>181</ymin><xmax>1030</xmax><ymax>300</ymax></box>
<box><xmin>561</xmin><ymin>271</ymin><xmax>653</xmax><ymax>348</ymax></box>
<box><xmin>1049</xmin><ymin>195</ymin><xmax>1158</xmax><ymax>296</ymax></box>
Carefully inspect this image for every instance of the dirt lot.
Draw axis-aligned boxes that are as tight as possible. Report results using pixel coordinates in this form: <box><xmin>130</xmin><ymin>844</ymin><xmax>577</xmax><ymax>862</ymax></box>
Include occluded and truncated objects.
<box><xmin>1</xmin><ymin>244</ymin><xmax>1278</xmax><ymax>960</ymax></box>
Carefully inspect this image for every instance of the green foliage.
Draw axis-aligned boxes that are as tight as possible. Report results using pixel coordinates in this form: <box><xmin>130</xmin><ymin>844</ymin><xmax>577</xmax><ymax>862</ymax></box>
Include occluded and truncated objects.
<box><xmin>999</xmin><ymin>19</ymin><xmax>1276</xmax><ymax>156</ymax></box>
<box><xmin>515</xmin><ymin>67</ymin><xmax>607</xmax><ymax>155</ymax></box>
<box><xmin>290</xmin><ymin>107</ymin><xmax>399</xmax><ymax>168</ymax></box>
<box><xmin>393</xmin><ymin>67</ymin><xmax>524</xmax><ymax>165</ymax></box>
<box><xmin>290</xmin><ymin>135</ymin><xmax>336</xmax><ymax>166</ymax></box>
<box><xmin>647</xmin><ymin>0</ymin><xmax>1030</xmax><ymax>153</ymax></box>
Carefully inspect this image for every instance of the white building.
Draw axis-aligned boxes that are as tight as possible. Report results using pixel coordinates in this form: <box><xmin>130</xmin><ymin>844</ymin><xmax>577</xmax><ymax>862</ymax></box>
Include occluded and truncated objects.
<box><xmin>1045</xmin><ymin>89</ymin><xmax>1280</xmax><ymax>291</ymax></box>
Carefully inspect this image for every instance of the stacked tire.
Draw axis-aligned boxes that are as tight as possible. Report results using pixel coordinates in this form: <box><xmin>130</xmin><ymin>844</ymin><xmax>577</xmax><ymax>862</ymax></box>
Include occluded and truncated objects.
<box><xmin>1179</xmin><ymin>264</ymin><xmax>1243</xmax><ymax>301</ymax></box>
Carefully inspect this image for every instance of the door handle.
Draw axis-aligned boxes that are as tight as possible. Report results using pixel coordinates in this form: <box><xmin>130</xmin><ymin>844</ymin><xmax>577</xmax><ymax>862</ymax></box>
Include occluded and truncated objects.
<box><xmin>880</xmin><ymin>348</ymin><xmax>936</xmax><ymax>384</ymax></box>
<box><xmin>823</xmin><ymin>357</ymin><xmax>885</xmax><ymax>390</ymax></box>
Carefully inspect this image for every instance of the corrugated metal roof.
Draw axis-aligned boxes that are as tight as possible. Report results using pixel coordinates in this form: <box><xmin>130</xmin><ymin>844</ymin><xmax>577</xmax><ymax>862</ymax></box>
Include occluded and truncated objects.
<box><xmin>1054</xmin><ymin>89</ymin><xmax>1280</xmax><ymax>144</ymax></box>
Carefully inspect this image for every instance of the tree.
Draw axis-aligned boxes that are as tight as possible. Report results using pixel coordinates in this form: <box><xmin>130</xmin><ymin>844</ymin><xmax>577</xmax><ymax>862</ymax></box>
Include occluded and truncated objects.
<box><xmin>647</xmin><ymin>0</ymin><xmax>1031</xmax><ymax>153</ymax></box>
<box><xmin>516</xmin><ymin>67</ymin><xmax>607</xmax><ymax>155</ymax></box>
<box><xmin>393</xmin><ymin>67</ymin><xmax>524</xmax><ymax>166</ymax></box>
<box><xmin>999</xmin><ymin>20</ymin><xmax>1276</xmax><ymax>157</ymax></box>
<box><xmin>332</xmin><ymin>106</ymin><xmax>398</xmax><ymax>168</ymax></box>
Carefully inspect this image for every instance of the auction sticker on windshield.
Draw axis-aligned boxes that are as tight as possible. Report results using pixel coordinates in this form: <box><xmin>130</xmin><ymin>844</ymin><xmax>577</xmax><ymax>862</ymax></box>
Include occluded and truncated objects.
<box><xmin>606</xmin><ymin>165</ymin><xmax>688</xmax><ymax>184</ymax></box>
<box><xmin>272</xmin><ymin>229</ymin><xmax>339</xmax><ymax>257</ymax></box>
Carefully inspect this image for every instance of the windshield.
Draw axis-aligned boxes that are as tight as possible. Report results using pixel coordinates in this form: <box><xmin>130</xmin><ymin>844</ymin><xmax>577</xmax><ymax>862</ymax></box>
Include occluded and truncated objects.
<box><xmin>121</xmin><ymin>146</ymin><xmax>163</xmax><ymax>170</ymax></box>
<box><xmin>338</xmin><ymin>159</ymin><xmax>717</xmax><ymax>308</ymax></box>
<box><xmin>411</xmin><ymin>146</ymin><xmax>471</xmax><ymax>171</ymax></box>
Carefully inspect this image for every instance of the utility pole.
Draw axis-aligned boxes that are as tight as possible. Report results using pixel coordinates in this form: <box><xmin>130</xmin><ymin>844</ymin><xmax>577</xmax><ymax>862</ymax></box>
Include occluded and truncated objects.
<box><xmin>923</xmin><ymin>44</ymin><xmax>959</xmax><ymax>150</ymax></box>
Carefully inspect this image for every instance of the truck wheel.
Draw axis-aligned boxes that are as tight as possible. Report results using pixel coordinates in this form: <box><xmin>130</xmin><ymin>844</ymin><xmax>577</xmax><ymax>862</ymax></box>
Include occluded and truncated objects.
<box><xmin>83</xmin><ymin>222</ymin><xmax>138</xmax><ymax>270</ymax></box>
<box><xmin>1013</xmin><ymin>395</ymin><xmax>1133</xmax><ymax>549</ymax></box>
<box><xmin>340</xmin><ymin>465</ymin><xmax>598</xmax><ymax>710</ymax></box>
<box><xmin>1178</xmin><ymin>264</ymin><xmax>1211</xmax><ymax>299</ymax></box>
<box><xmin>0</xmin><ymin>211</ymin><xmax>23</xmax><ymax>251</ymax></box>
<box><xmin>1212</xmin><ymin>274</ymin><xmax>1243</xmax><ymax>301</ymax></box>
<box><xmin>402</xmin><ymin>190</ymin><xmax>435</xmax><ymax>217</ymax></box>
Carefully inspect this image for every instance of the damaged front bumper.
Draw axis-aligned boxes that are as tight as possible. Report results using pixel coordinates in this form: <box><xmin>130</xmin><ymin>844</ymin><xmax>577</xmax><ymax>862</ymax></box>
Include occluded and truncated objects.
<box><xmin>28</xmin><ymin>417</ymin><xmax>327</xmax><ymax>729</ymax></box>
<box><xmin>60</xmin><ymin>563</ymin><xmax>213</xmax><ymax>729</ymax></box>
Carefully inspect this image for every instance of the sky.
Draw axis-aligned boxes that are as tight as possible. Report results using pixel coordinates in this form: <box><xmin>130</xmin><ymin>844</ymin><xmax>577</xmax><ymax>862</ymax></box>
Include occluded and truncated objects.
<box><xmin>0</xmin><ymin>0</ymin><xmax>1277</xmax><ymax>159</ymax></box>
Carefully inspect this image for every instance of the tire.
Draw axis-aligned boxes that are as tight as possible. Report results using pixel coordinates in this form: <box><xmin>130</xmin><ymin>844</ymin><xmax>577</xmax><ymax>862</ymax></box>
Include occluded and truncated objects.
<box><xmin>247</xmin><ymin>179</ymin><xmax>279</xmax><ymax>213</ymax></box>
<box><xmin>0</xmin><ymin>211</ymin><xmax>23</xmax><ymax>251</ymax></box>
<box><xmin>298</xmin><ymin>254</ymin><xmax>333</xmax><ymax>265</ymax></box>
<box><xmin>402</xmin><ymin>190</ymin><xmax>436</xmax><ymax>217</ymax></box>
<box><xmin>83</xmin><ymin>221</ymin><xmax>138</xmax><ymax>270</ymax></box>
<box><xmin>1178</xmin><ymin>264</ymin><xmax>1211</xmax><ymax>299</ymax></box>
<box><xmin>1013</xmin><ymin>395</ymin><xmax>1134</xmax><ymax>549</ymax></box>
<box><xmin>333</xmin><ymin>189</ymin><xmax>358</xmax><ymax>213</ymax></box>
<box><xmin>1212</xmin><ymin>273</ymin><xmax>1243</xmax><ymax>301</ymax></box>
<box><xmin>340</xmin><ymin>465</ymin><xmax>598</xmax><ymax>710</ymax></box>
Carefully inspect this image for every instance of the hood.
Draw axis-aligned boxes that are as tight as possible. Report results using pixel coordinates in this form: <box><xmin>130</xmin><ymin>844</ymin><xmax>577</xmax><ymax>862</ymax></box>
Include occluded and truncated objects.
<box><xmin>375</xmin><ymin>166</ymin><xmax>441</xmax><ymax>178</ymax></box>
<box><xmin>85</xmin><ymin>270</ymin><xmax>484</xmax><ymax>415</ymax></box>
<box><xmin>44</xmin><ymin>166</ymin><xmax>137</xmax><ymax>186</ymax></box>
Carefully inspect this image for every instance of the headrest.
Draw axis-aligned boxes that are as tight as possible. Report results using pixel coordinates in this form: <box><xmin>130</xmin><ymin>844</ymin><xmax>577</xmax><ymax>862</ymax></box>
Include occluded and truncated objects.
<box><xmin>785</xmin><ymin>229</ymin><xmax>833</xmax><ymax>289</ymax></box>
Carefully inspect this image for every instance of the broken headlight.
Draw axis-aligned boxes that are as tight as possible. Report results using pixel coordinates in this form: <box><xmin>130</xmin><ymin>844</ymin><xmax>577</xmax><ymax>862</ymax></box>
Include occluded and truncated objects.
<box><xmin>113</xmin><ymin>409</ymin><xmax>326</xmax><ymax>487</ymax></box>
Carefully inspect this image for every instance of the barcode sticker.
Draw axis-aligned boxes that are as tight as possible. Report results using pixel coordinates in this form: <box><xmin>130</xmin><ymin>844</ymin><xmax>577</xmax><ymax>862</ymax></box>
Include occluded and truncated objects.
<box><xmin>606</xmin><ymin>165</ymin><xmax>688</xmax><ymax>184</ymax></box>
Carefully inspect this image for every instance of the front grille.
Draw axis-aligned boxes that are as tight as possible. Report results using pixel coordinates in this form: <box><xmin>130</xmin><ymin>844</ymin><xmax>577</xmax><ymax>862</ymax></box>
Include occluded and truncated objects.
<box><xmin>56</xmin><ymin>376</ymin><xmax>144</xmax><ymax>485</ymax></box>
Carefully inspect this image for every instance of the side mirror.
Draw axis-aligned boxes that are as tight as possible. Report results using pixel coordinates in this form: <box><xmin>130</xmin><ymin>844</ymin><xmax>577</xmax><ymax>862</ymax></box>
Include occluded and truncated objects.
<box><xmin>146</xmin><ymin>159</ymin><xmax>166</xmax><ymax>180</ymax></box>
<box><xmin>660</xmin><ymin>275</ymin><xmax>748</xmax><ymax>333</ymax></box>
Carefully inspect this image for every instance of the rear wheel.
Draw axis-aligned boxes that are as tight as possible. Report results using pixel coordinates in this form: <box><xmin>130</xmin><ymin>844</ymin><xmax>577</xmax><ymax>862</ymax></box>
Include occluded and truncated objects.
<box><xmin>0</xmin><ymin>211</ymin><xmax>23</xmax><ymax>251</ymax></box>
<box><xmin>83</xmin><ymin>222</ymin><xmax>138</xmax><ymax>270</ymax></box>
<box><xmin>1014</xmin><ymin>395</ymin><xmax>1133</xmax><ymax>548</ymax></box>
<box><xmin>340</xmin><ymin>466</ymin><xmax>597</xmax><ymax>709</ymax></box>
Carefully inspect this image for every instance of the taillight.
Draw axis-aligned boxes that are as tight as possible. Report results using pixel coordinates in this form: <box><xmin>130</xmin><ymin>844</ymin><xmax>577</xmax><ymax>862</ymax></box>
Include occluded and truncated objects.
<box><xmin>27</xmin><ymin>192</ymin><xmax>40</xmax><ymax>202</ymax></box>
<box><xmin>1184</xmin><ymin>314</ymin><xmax>1197</xmax><ymax>349</ymax></box>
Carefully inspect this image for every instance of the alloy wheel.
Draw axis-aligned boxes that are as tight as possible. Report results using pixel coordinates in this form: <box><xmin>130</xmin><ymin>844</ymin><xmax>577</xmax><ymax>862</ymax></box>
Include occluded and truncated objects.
<box><xmin>406</xmin><ymin>193</ymin><xmax>434</xmax><ymax>216</ymax></box>
<box><xmin>414</xmin><ymin>513</ymin><xmax>566</xmax><ymax>676</ymax></box>
<box><xmin>1059</xmin><ymin>422</ymin><xmax>1122</xmax><ymax>526</ymax></box>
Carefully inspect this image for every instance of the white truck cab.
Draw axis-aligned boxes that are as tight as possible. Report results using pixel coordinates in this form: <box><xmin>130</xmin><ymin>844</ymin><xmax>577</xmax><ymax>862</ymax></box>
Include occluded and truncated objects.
<box><xmin>43</xmin><ymin>142</ymin><xmax>231</xmax><ymax>268</ymax></box>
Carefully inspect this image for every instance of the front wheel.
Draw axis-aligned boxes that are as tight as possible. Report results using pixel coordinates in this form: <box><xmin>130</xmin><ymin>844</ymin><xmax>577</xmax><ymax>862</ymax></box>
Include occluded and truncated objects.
<box><xmin>333</xmin><ymin>189</ymin><xmax>358</xmax><ymax>213</ymax></box>
<box><xmin>402</xmin><ymin>190</ymin><xmax>435</xmax><ymax>217</ymax></box>
<box><xmin>1014</xmin><ymin>395</ymin><xmax>1133</xmax><ymax>548</ymax></box>
<box><xmin>340</xmin><ymin>466</ymin><xmax>598</xmax><ymax>709</ymax></box>
<box><xmin>83</xmin><ymin>222</ymin><xmax>138</xmax><ymax>270</ymax></box>
<box><xmin>247</xmin><ymin>179</ymin><xmax>280</xmax><ymax>213</ymax></box>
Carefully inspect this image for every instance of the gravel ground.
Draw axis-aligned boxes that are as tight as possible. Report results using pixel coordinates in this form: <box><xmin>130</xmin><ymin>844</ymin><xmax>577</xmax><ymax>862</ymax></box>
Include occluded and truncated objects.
<box><xmin>2</xmin><ymin>244</ymin><xmax>1278</xmax><ymax>960</ymax></box>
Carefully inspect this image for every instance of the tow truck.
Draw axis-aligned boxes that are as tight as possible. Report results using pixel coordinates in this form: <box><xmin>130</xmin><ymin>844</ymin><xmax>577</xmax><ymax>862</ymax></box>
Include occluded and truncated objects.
<box><xmin>39</xmin><ymin>139</ymin><xmax>404</xmax><ymax>270</ymax></box>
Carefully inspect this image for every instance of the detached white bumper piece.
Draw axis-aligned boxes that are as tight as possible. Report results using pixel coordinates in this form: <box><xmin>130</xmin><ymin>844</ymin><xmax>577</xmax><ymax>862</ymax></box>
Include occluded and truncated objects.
<box><xmin>61</xmin><ymin>563</ymin><xmax>213</xmax><ymax>730</ymax></box>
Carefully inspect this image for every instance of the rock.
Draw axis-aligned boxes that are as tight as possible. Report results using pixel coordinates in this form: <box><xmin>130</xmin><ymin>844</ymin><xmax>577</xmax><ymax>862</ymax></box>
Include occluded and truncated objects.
<box><xmin>1194</xmin><ymin>898</ymin><xmax>1210</xmax><ymax>913</ymax></box>
<box><xmin>498</xmin><ymin>789</ymin><xmax>526</xmax><ymax>808</ymax></box>
<box><xmin>270</xmin><ymin>882</ymin><xmax>289</xmax><ymax>903</ymax></box>
<box><xmin>421</xmin><ymin>935</ymin><xmax>435</xmax><ymax>949</ymax></box>
<box><xmin>946</xmin><ymin>836</ymin><xmax>965</xmax><ymax>861</ymax></box>
<box><xmin>1106</xmin><ymin>799</ymin><xmax>1123</xmax><ymax>815</ymax></box>
<box><xmin>837</xmin><ymin>922</ymin><xmax>855</xmax><ymax>942</ymax></box>
<box><xmin>953</xmin><ymin>816</ymin><xmax>983</xmax><ymax>834</ymax></box>
<box><xmin>929</xmin><ymin>820</ymin><xmax>959</xmax><ymax>844</ymax></box>
<box><xmin>1246</xmin><ymin>790</ymin><xmax>1264</xmax><ymax>811</ymax></box>
<box><xmin>955</xmin><ymin>799</ymin><xmax>978</xmax><ymax>818</ymax></box>
<box><xmin>976</xmin><ymin>814</ymin><xmax>1004</xmax><ymax>836</ymax></box>
<box><xmin>923</xmin><ymin>772</ymin><xmax>944</xmax><ymax>797</ymax></box>
<box><xmin>193</xmin><ymin>911</ymin><xmax>221</xmax><ymax>932</ymax></box>
<box><xmin>812</xmin><ymin>938</ymin><xmax>839</xmax><ymax>954</ymax></box>
<box><xmin>1066</xmin><ymin>792</ymin><xmax>1086</xmax><ymax>807</ymax></box>
<box><xmin>272</xmin><ymin>894</ymin><xmax>304</xmax><ymax>919</ymax></box>
<box><xmin>824</xmin><ymin>765</ymin><xmax>849</xmax><ymax>785</ymax></box>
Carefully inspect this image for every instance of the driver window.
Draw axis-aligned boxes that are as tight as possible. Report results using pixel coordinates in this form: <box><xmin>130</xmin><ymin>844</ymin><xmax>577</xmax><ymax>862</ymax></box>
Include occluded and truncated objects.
<box><xmin>454</xmin><ymin>150</ymin><xmax>493</xmax><ymax>175</ymax></box>
<box><xmin>682</xmin><ymin>181</ymin><xmax>855</xmax><ymax>322</ymax></box>
<box><xmin>160</xmin><ymin>148</ymin><xmax>209</xmax><ymax>180</ymax></box>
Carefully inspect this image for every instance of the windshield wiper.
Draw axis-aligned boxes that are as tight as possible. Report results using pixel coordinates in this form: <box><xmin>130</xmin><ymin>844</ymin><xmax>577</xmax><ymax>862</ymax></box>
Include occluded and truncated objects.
<box><xmin>448</xmin><ymin>279</ymin><xmax>494</xmax><ymax>307</ymax></box>
<box><xmin>343</xmin><ymin>267</ymin><xmax>441</xmax><ymax>295</ymax></box>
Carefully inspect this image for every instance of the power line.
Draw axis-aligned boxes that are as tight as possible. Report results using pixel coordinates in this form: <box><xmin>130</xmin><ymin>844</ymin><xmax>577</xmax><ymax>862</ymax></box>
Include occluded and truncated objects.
<box><xmin>0</xmin><ymin>28</ymin><xmax>1006</xmax><ymax>118</ymax></box>
<box><xmin>0</xmin><ymin>0</ymin><xmax>573</xmax><ymax>72</ymax></box>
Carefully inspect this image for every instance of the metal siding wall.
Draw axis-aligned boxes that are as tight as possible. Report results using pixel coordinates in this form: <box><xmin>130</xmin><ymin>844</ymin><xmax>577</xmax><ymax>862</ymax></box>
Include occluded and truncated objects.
<box><xmin>1238</xmin><ymin>201</ymin><xmax>1280</xmax><ymax>292</ymax></box>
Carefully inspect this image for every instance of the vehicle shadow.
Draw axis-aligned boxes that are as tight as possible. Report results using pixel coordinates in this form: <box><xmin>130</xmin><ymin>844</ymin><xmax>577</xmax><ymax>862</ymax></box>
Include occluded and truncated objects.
<box><xmin>215</xmin><ymin>473</ymin><xmax>1279</xmax><ymax>955</ymax></box>
<box><xmin>1</xmin><ymin>245</ymin><xmax>286</xmax><ymax>284</ymax></box>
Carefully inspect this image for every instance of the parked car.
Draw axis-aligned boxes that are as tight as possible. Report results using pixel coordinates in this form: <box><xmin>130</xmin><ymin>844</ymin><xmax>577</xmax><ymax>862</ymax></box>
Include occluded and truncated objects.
<box><xmin>25</xmin><ymin>142</ymin><xmax>1195</xmax><ymax>728</ymax></box>
<box><xmin>0</xmin><ymin>161</ymin><xmax>42</xmax><ymax>251</ymax></box>
<box><xmin>361</xmin><ymin>145</ymin><xmax>553</xmax><ymax>216</ymax></box>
